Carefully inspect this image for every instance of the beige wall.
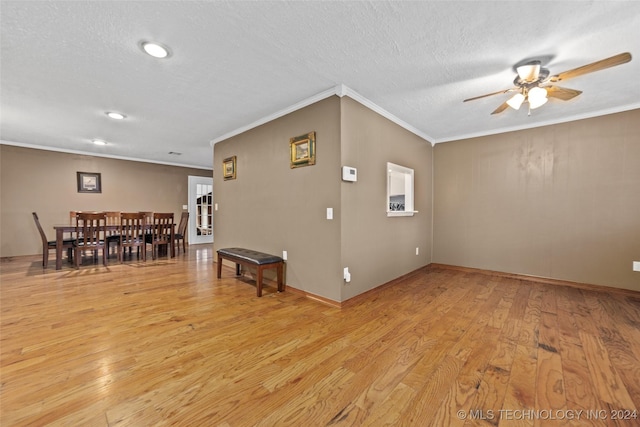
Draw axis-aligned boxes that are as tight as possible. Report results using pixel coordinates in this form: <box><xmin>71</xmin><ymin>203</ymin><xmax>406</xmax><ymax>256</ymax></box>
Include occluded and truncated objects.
<box><xmin>213</xmin><ymin>96</ymin><xmax>434</xmax><ymax>302</ymax></box>
<box><xmin>340</xmin><ymin>97</ymin><xmax>432</xmax><ymax>300</ymax></box>
<box><xmin>433</xmin><ymin>109</ymin><xmax>640</xmax><ymax>292</ymax></box>
<box><xmin>213</xmin><ymin>97</ymin><xmax>343</xmax><ymax>301</ymax></box>
<box><xmin>6</xmin><ymin>102</ymin><xmax>635</xmax><ymax>297</ymax></box>
<box><xmin>0</xmin><ymin>145</ymin><xmax>212</xmax><ymax>257</ymax></box>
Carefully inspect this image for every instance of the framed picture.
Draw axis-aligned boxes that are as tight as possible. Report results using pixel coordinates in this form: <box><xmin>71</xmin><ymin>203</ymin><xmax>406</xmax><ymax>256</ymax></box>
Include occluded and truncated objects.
<box><xmin>77</xmin><ymin>172</ymin><xmax>102</xmax><ymax>193</ymax></box>
<box><xmin>290</xmin><ymin>131</ymin><xmax>316</xmax><ymax>168</ymax></box>
<box><xmin>223</xmin><ymin>156</ymin><xmax>237</xmax><ymax>180</ymax></box>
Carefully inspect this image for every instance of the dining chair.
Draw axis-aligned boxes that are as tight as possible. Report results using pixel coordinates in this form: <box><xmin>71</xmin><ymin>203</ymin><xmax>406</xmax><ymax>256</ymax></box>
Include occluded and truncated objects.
<box><xmin>118</xmin><ymin>212</ymin><xmax>146</xmax><ymax>263</ymax></box>
<box><xmin>70</xmin><ymin>210</ymin><xmax>99</xmax><ymax>243</ymax></box>
<box><xmin>174</xmin><ymin>212</ymin><xmax>189</xmax><ymax>255</ymax></box>
<box><xmin>74</xmin><ymin>212</ymin><xmax>108</xmax><ymax>268</ymax></box>
<box><xmin>139</xmin><ymin>211</ymin><xmax>154</xmax><ymax>244</ymax></box>
<box><xmin>105</xmin><ymin>211</ymin><xmax>121</xmax><ymax>257</ymax></box>
<box><xmin>140</xmin><ymin>211</ymin><xmax>154</xmax><ymax>223</ymax></box>
<box><xmin>146</xmin><ymin>212</ymin><xmax>173</xmax><ymax>260</ymax></box>
<box><xmin>32</xmin><ymin>212</ymin><xmax>74</xmax><ymax>268</ymax></box>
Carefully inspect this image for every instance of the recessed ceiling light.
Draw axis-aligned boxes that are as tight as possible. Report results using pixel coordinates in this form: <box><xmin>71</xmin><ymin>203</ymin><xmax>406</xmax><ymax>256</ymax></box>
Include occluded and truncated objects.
<box><xmin>106</xmin><ymin>112</ymin><xmax>126</xmax><ymax>120</ymax></box>
<box><xmin>92</xmin><ymin>139</ymin><xmax>108</xmax><ymax>146</ymax></box>
<box><xmin>140</xmin><ymin>41</ymin><xmax>171</xmax><ymax>58</ymax></box>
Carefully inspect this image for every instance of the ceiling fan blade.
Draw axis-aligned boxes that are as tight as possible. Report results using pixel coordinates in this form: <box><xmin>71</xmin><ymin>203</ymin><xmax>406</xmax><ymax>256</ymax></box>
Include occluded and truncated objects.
<box><xmin>463</xmin><ymin>88</ymin><xmax>516</xmax><ymax>102</ymax></box>
<box><xmin>545</xmin><ymin>85</ymin><xmax>582</xmax><ymax>101</ymax></box>
<box><xmin>491</xmin><ymin>101</ymin><xmax>510</xmax><ymax>115</ymax></box>
<box><xmin>549</xmin><ymin>52</ymin><xmax>631</xmax><ymax>82</ymax></box>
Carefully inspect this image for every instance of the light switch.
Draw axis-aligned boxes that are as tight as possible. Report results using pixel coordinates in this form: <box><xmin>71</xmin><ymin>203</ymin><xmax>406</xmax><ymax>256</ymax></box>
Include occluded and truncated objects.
<box><xmin>214</xmin><ymin>203</ymin><xmax>218</xmax><ymax>211</ymax></box>
<box><xmin>326</xmin><ymin>208</ymin><xmax>333</xmax><ymax>220</ymax></box>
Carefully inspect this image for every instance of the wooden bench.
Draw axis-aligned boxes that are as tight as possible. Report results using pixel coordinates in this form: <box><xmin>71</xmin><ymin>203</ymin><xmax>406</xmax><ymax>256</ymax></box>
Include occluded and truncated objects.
<box><xmin>216</xmin><ymin>247</ymin><xmax>285</xmax><ymax>297</ymax></box>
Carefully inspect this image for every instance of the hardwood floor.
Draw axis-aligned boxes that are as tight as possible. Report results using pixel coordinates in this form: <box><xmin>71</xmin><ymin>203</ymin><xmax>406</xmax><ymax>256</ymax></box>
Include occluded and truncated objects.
<box><xmin>1</xmin><ymin>246</ymin><xmax>639</xmax><ymax>426</ymax></box>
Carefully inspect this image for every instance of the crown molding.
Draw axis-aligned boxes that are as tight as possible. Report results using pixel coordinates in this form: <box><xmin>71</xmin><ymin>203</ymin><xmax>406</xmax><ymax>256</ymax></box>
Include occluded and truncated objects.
<box><xmin>435</xmin><ymin>102</ymin><xmax>640</xmax><ymax>143</ymax></box>
<box><xmin>210</xmin><ymin>84</ymin><xmax>435</xmax><ymax>146</ymax></box>
<box><xmin>0</xmin><ymin>140</ymin><xmax>212</xmax><ymax>170</ymax></box>
<box><xmin>209</xmin><ymin>87</ymin><xmax>338</xmax><ymax>145</ymax></box>
<box><xmin>336</xmin><ymin>85</ymin><xmax>436</xmax><ymax>145</ymax></box>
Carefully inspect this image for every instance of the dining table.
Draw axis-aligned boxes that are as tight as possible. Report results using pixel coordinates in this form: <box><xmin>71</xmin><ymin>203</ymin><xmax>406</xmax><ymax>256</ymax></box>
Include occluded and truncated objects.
<box><xmin>53</xmin><ymin>223</ymin><xmax>175</xmax><ymax>270</ymax></box>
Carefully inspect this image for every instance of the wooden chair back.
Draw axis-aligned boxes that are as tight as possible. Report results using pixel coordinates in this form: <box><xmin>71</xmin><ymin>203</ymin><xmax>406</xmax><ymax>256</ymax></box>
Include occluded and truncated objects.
<box><xmin>75</xmin><ymin>212</ymin><xmax>108</xmax><ymax>267</ymax></box>
<box><xmin>175</xmin><ymin>211</ymin><xmax>189</xmax><ymax>254</ymax></box>
<box><xmin>119</xmin><ymin>212</ymin><xmax>146</xmax><ymax>262</ymax></box>
<box><xmin>151</xmin><ymin>213</ymin><xmax>173</xmax><ymax>243</ymax></box>
<box><xmin>32</xmin><ymin>212</ymin><xmax>50</xmax><ymax>247</ymax></box>
<box><xmin>148</xmin><ymin>212</ymin><xmax>173</xmax><ymax>259</ymax></box>
<box><xmin>140</xmin><ymin>211</ymin><xmax>154</xmax><ymax>223</ymax></box>
<box><xmin>177</xmin><ymin>212</ymin><xmax>189</xmax><ymax>236</ymax></box>
<box><xmin>105</xmin><ymin>211</ymin><xmax>121</xmax><ymax>226</ymax></box>
<box><xmin>104</xmin><ymin>211</ymin><xmax>122</xmax><ymax>253</ymax></box>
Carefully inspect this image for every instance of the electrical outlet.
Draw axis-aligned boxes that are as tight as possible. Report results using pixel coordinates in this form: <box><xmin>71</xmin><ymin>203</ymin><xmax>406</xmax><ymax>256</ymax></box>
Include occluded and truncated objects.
<box><xmin>282</xmin><ymin>251</ymin><xmax>288</xmax><ymax>261</ymax></box>
<box><xmin>633</xmin><ymin>261</ymin><xmax>640</xmax><ymax>272</ymax></box>
<box><xmin>343</xmin><ymin>267</ymin><xmax>351</xmax><ymax>283</ymax></box>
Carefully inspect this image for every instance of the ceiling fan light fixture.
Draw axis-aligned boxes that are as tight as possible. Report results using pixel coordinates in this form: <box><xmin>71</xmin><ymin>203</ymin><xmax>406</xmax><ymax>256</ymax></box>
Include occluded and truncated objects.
<box><xmin>516</xmin><ymin>62</ymin><xmax>541</xmax><ymax>82</ymax></box>
<box><xmin>506</xmin><ymin>93</ymin><xmax>525</xmax><ymax>110</ymax></box>
<box><xmin>528</xmin><ymin>96</ymin><xmax>548</xmax><ymax>109</ymax></box>
<box><xmin>528</xmin><ymin>86</ymin><xmax>548</xmax><ymax>109</ymax></box>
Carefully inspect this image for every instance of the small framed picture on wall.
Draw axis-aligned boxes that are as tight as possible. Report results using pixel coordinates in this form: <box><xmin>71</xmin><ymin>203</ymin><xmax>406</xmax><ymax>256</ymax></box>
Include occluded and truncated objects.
<box><xmin>77</xmin><ymin>172</ymin><xmax>102</xmax><ymax>193</ymax></box>
<box><xmin>223</xmin><ymin>156</ymin><xmax>237</xmax><ymax>180</ymax></box>
<box><xmin>290</xmin><ymin>131</ymin><xmax>316</xmax><ymax>168</ymax></box>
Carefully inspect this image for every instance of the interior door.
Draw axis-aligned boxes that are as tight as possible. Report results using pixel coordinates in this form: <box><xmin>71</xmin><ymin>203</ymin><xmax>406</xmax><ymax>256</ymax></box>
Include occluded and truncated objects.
<box><xmin>188</xmin><ymin>175</ymin><xmax>214</xmax><ymax>245</ymax></box>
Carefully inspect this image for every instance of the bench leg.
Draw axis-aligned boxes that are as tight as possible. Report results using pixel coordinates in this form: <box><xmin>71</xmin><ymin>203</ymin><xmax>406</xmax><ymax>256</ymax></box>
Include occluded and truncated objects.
<box><xmin>257</xmin><ymin>266</ymin><xmax>264</xmax><ymax>297</ymax></box>
<box><xmin>236</xmin><ymin>263</ymin><xmax>241</xmax><ymax>276</ymax></box>
<box><xmin>277</xmin><ymin>263</ymin><xmax>284</xmax><ymax>292</ymax></box>
<box><xmin>217</xmin><ymin>253</ymin><xmax>222</xmax><ymax>278</ymax></box>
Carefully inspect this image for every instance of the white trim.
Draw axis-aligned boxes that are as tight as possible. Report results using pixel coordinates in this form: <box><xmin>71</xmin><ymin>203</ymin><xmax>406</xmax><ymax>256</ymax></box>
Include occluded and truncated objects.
<box><xmin>386</xmin><ymin>211</ymin><xmax>417</xmax><ymax>217</ymax></box>
<box><xmin>338</xmin><ymin>85</ymin><xmax>436</xmax><ymax>145</ymax></box>
<box><xmin>188</xmin><ymin>175</ymin><xmax>214</xmax><ymax>244</ymax></box>
<box><xmin>209</xmin><ymin>84</ymin><xmax>436</xmax><ymax>146</ymax></box>
<box><xmin>435</xmin><ymin>102</ymin><xmax>640</xmax><ymax>143</ymax></box>
<box><xmin>210</xmin><ymin>86</ymin><xmax>338</xmax><ymax>145</ymax></box>
<box><xmin>0</xmin><ymin>139</ymin><xmax>212</xmax><ymax>170</ymax></box>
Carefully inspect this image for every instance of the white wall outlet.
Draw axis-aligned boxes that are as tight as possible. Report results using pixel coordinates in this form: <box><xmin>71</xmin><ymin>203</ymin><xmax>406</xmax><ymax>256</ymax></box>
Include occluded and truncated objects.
<box><xmin>326</xmin><ymin>207</ymin><xmax>333</xmax><ymax>220</ymax></box>
<box><xmin>214</xmin><ymin>203</ymin><xmax>218</xmax><ymax>211</ymax></box>
<box><xmin>416</xmin><ymin>247</ymin><xmax>419</xmax><ymax>255</ymax></box>
<box><xmin>182</xmin><ymin>204</ymin><xmax>188</xmax><ymax>210</ymax></box>
<box><xmin>343</xmin><ymin>267</ymin><xmax>351</xmax><ymax>282</ymax></box>
<box><xmin>633</xmin><ymin>261</ymin><xmax>640</xmax><ymax>272</ymax></box>
<box><xmin>282</xmin><ymin>251</ymin><xmax>288</xmax><ymax>261</ymax></box>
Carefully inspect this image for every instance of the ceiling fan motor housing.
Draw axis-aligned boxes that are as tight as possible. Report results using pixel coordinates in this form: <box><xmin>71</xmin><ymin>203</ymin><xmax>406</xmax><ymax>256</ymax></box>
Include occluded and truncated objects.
<box><xmin>514</xmin><ymin>61</ymin><xmax>550</xmax><ymax>87</ymax></box>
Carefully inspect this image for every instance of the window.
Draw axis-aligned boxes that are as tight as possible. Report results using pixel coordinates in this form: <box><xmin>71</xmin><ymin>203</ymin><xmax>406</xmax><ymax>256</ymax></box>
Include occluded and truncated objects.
<box><xmin>387</xmin><ymin>162</ymin><xmax>416</xmax><ymax>217</ymax></box>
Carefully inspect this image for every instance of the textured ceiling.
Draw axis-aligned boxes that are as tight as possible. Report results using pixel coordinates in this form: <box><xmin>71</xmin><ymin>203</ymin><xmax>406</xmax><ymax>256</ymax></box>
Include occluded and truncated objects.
<box><xmin>2</xmin><ymin>1</ymin><xmax>639</xmax><ymax>169</ymax></box>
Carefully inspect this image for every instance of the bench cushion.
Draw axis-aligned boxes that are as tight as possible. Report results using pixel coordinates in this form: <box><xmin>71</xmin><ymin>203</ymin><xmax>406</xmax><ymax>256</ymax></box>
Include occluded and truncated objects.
<box><xmin>217</xmin><ymin>247</ymin><xmax>283</xmax><ymax>265</ymax></box>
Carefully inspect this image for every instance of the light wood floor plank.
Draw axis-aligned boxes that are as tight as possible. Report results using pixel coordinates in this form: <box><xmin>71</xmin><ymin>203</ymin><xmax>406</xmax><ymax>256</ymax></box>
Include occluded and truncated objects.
<box><xmin>1</xmin><ymin>248</ymin><xmax>639</xmax><ymax>426</ymax></box>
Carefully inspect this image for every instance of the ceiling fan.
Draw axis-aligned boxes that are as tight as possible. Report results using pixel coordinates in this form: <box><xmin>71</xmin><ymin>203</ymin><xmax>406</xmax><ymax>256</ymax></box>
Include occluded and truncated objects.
<box><xmin>464</xmin><ymin>52</ymin><xmax>632</xmax><ymax>115</ymax></box>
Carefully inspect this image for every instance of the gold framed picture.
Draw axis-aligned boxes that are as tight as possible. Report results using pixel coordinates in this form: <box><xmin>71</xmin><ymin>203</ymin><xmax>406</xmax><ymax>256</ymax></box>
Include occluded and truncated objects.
<box><xmin>223</xmin><ymin>156</ymin><xmax>236</xmax><ymax>180</ymax></box>
<box><xmin>290</xmin><ymin>131</ymin><xmax>316</xmax><ymax>168</ymax></box>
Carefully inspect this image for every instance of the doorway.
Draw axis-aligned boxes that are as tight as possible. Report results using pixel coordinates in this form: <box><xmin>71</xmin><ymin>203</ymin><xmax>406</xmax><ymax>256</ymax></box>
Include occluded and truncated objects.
<box><xmin>188</xmin><ymin>175</ymin><xmax>214</xmax><ymax>245</ymax></box>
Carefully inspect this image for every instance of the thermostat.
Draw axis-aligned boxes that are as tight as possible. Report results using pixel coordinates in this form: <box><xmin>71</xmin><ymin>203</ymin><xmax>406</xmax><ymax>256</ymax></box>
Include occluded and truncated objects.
<box><xmin>342</xmin><ymin>166</ymin><xmax>357</xmax><ymax>182</ymax></box>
